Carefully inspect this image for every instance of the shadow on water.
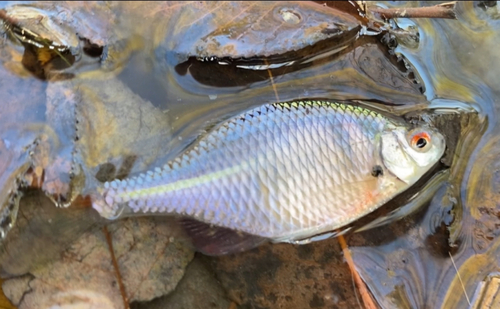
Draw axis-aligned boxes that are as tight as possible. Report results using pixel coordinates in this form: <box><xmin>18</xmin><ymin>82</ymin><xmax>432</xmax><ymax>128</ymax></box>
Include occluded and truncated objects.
<box><xmin>0</xmin><ymin>1</ymin><xmax>499</xmax><ymax>308</ymax></box>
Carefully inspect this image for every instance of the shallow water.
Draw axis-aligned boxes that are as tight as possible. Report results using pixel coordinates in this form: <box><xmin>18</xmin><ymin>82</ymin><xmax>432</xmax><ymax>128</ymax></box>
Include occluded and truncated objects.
<box><xmin>0</xmin><ymin>1</ymin><xmax>499</xmax><ymax>308</ymax></box>
<box><xmin>348</xmin><ymin>1</ymin><xmax>500</xmax><ymax>308</ymax></box>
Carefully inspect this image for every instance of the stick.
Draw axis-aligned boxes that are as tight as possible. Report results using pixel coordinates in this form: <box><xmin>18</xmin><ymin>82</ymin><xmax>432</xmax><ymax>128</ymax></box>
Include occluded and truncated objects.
<box><xmin>369</xmin><ymin>2</ymin><xmax>457</xmax><ymax>20</ymax></box>
<box><xmin>0</xmin><ymin>9</ymin><xmax>19</xmax><ymax>27</ymax></box>
<box><xmin>449</xmin><ymin>251</ymin><xmax>471</xmax><ymax>306</ymax></box>
<box><xmin>338</xmin><ymin>235</ymin><xmax>379</xmax><ymax>309</ymax></box>
<box><xmin>264</xmin><ymin>59</ymin><xmax>280</xmax><ymax>103</ymax></box>
<box><xmin>103</xmin><ymin>226</ymin><xmax>130</xmax><ymax>309</ymax></box>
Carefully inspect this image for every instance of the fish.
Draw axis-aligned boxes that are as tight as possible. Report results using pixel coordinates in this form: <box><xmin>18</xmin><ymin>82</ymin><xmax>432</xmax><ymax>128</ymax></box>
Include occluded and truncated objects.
<box><xmin>90</xmin><ymin>100</ymin><xmax>445</xmax><ymax>254</ymax></box>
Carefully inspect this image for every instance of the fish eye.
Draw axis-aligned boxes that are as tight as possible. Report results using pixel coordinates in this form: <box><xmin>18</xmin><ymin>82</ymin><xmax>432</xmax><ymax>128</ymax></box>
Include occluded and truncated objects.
<box><xmin>409</xmin><ymin>131</ymin><xmax>431</xmax><ymax>152</ymax></box>
<box><xmin>415</xmin><ymin>137</ymin><xmax>427</xmax><ymax>148</ymax></box>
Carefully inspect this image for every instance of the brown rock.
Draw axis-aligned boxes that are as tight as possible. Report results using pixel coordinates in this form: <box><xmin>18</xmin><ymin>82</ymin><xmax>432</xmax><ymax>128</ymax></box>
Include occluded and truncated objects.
<box><xmin>210</xmin><ymin>240</ymin><xmax>360</xmax><ymax>309</ymax></box>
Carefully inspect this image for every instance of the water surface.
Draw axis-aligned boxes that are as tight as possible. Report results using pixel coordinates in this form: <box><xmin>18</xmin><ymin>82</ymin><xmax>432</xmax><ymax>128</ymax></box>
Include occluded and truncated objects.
<box><xmin>0</xmin><ymin>1</ymin><xmax>499</xmax><ymax>308</ymax></box>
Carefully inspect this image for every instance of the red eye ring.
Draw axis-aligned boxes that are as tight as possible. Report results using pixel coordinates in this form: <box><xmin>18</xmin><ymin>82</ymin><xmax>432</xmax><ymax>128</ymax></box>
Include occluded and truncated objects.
<box><xmin>411</xmin><ymin>132</ymin><xmax>431</xmax><ymax>149</ymax></box>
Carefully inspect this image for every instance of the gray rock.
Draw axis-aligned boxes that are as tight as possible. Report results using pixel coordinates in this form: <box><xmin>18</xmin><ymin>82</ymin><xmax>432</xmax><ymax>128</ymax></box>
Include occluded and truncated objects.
<box><xmin>2</xmin><ymin>275</ymin><xmax>32</xmax><ymax>306</ymax></box>
<box><xmin>132</xmin><ymin>255</ymin><xmax>231</xmax><ymax>309</ymax></box>
<box><xmin>2</xmin><ymin>217</ymin><xmax>194</xmax><ymax>309</ymax></box>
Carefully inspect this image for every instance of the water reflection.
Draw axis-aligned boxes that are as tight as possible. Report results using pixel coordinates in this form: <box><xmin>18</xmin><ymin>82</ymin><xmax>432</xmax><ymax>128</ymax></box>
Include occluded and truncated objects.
<box><xmin>347</xmin><ymin>1</ymin><xmax>500</xmax><ymax>308</ymax></box>
<box><xmin>0</xmin><ymin>1</ymin><xmax>498</xmax><ymax>308</ymax></box>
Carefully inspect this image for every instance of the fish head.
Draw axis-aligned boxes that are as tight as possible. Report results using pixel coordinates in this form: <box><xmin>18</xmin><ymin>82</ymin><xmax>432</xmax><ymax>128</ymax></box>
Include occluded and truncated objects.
<box><xmin>381</xmin><ymin>126</ymin><xmax>445</xmax><ymax>185</ymax></box>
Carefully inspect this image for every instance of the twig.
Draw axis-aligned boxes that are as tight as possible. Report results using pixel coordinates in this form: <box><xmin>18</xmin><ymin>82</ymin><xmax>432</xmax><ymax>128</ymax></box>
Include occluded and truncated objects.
<box><xmin>350</xmin><ymin>266</ymin><xmax>363</xmax><ymax>308</ymax></box>
<box><xmin>369</xmin><ymin>2</ymin><xmax>457</xmax><ymax>20</ymax></box>
<box><xmin>0</xmin><ymin>9</ymin><xmax>19</xmax><ymax>27</ymax></box>
<box><xmin>228</xmin><ymin>301</ymin><xmax>238</xmax><ymax>309</ymax></box>
<box><xmin>449</xmin><ymin>251</ymin><xmax>471</xmax><ymax>305</ymax></box>
<box><xmin>264</xmin><ymin>59</ymin><xmax>280</xmax><ymax>102</ymax></box>
<box><xmin>338</xmin><ymin>235</ymin><xmax>379</xmax><ymax>309</ymax></box>
<box><xmin>103</xmin><ymin>226</ymin><xmax>130</xmax><ymax>309</ymax></box>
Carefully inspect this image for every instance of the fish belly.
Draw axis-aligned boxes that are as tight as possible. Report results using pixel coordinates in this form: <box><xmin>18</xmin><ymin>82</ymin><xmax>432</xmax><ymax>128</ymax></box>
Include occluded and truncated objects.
<box><xmin>93</xmin><ymin>101</ymin><xmax>397</xmax><ymax>240</ymax></box>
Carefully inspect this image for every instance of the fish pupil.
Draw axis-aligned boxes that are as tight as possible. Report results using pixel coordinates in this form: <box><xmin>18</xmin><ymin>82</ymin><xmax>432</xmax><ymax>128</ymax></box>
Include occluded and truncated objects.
<box><xmin>416</xmin><ymin>138</ymin><xmax>427</xmax><ymax>148</ymax></box>
<box><xmin>371</xmin><ymin>165</ymin><xmax>384</xmax><ymax>177</ymax></box>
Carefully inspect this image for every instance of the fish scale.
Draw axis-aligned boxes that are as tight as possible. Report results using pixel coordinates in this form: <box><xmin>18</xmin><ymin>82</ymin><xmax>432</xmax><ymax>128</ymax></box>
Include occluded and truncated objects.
<box><xmin>91</xmin><ymin>100</ymin><xmax>444</xmax><ymax>243</ymax></box>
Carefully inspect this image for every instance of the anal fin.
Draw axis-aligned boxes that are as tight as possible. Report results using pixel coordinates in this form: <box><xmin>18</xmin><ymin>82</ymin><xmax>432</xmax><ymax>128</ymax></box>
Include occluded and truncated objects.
<box><xmin>179</xmin><ymin>218</ymin><xmax>268</xmax><ymax>256</ymax></box>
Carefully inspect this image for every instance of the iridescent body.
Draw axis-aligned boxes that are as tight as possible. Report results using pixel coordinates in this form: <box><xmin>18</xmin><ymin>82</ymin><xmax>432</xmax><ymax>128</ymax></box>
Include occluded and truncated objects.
<box><xmin>91</xmin><ymin>100</ymin><xmax>445</xmax><ymax>243</ymax></box>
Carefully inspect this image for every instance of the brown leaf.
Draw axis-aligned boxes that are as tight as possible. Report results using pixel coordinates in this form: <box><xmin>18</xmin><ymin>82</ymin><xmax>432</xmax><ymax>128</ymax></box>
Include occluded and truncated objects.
<box><xmin>3</xmin><ymin>2</ymin><xmax>114</xmax><ymax>48</ymax></box>
<box><xmin>0</xmin><ymin>192</ymin><xmax>103</xmax><ymax>277</ymax></box>
<box><xmin>144</xmin><ymin>1</ymin><xmax>363</xmax><ymax>61</ymax></box>
<box><xmin>2</xmin><ymin>216</ymin><xmax>194</xmax><ymax>308</ymax></box>
<box><xmin>3</xmin><ymin>1</ymin><xmax>365</xmax><ymax>69</ymax></box>
<box><xmin>0</xmin><ymin>43</ymin><xmax>48</xmax><ymax>237</ymax></box>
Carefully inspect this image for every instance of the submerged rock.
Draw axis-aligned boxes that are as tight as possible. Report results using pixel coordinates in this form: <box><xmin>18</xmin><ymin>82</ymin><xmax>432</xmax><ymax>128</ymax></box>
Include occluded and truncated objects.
<box><xmin>2</xmin><ymin>217</ymin><xmax>194</xmax><ymax>309</ymax></box>
<box><xmin>209</xmin><ymin>240</ymin><xmax>361</xmax><ymax>309</ymax></box>
<box><xmin>131</xmin><ymin>255</ymin><xmax>231</xmax><ymax>309</ymax></box>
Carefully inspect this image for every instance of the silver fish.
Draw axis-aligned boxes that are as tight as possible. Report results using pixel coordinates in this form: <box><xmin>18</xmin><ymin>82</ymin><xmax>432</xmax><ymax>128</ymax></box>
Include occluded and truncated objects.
<box><xmin>91</xmin><ymin>100</ymin><xmax>445</xmax><ymax>246</ymax></box>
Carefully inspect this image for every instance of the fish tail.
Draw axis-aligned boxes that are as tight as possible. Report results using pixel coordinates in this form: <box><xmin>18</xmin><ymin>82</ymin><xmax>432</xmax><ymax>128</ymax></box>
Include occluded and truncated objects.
<box><xmin>90</xmin><ymin>191</ymin><xmax>120</xmax><ymax>220</ymax></box>
<box><xmin>80</xmin><ymin>170</ymin><xmax>122</xmax><ymax>220</ymax></box>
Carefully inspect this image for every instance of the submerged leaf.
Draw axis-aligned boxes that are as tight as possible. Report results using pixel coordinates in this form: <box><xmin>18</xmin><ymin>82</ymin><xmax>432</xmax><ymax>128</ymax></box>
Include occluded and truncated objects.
<box><xmin>0</xmin><ymin>191</ymin><xmax>103</xmax><ymax>277</ymax></box>
<box><xmin>150</xmin><ymin>1</ymin><xmax>364</xmax><ymax>61</ymax></box>
<box><xmin>2</xmin><ymin>216</ymin><xmax>194</xmax><ymax>308</ymax></box>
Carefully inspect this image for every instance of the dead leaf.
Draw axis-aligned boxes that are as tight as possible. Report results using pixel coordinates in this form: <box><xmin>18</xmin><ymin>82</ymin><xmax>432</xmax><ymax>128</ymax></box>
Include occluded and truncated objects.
<box><xmin>140</xmin><ymin>1</ymin><xmax>363</xmax><ymax>61</ymax></box>
<box><xmin>0</xmin><ymin>192</ymin><xmax>103</xmax><ymax>277</ymax></box>
<box><xmin>2</xmin><ymin>215</ymin><xmax>194</xmax><ymax>309</ymax></box>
